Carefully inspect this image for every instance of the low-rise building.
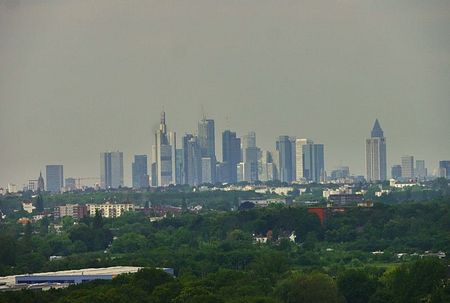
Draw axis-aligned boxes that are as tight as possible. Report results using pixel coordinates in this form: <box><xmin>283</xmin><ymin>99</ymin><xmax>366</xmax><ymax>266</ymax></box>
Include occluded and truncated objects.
<box><xmin>54</xmin><ymin>204</ymin><xmax>88</xmax><ymax>220</ymax></box>
<box><xmin>86</xmin><ymin>202</ymin><xmax>134</xmax><ymax>218</ymax></box>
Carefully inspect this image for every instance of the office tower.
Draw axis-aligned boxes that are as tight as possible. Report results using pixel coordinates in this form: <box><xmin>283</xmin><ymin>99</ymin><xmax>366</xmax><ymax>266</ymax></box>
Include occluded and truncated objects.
<box><xmin>242</xmin><ymin>132</ymin><xmax>259</xmax><ymax>182</ymax></box>
<box><xmin>258</xmin><ymin>150</ymin><xmax>276</xmax><ymax>181</ymax></box>
<box><xmin>37</xmin><ymin>172</ymin><xmax>45</xmax><ymax>192</ymax></box>
<box><xmin>295</xmin><ymin>138</ymin><xmax>313</xmax><ymax>181</ymax></box>
<box><xmin>46</xmin><ymin>165</ymin><xmax>64</xmax><ymax>192</ymax></box>
<box><xmin>150</xmin><ymin>145</ymin><xmax>157</xmax><ymax>187</ymax></box>
<box><xmin>100</xmin><ymin>151</ymin><xmax>124</xmax><ymax>189</ymax></box>
<box><xmin>415</xmin><ymin>160</ymin><xmax>427</xmax><ymax>179</ymax></box>
<box><xmin>132</xmin><ymin>155</ymin><xmax>149</xmax><ymax>189</ymax></box>
<box><xmin>215</xmin><ymin>162</ymin><xmax>227</xmax><ymax>183</ymax></box>
<box><xmin>153</xmin><ymin>111</ymin><xmax>176</xmax><ymax>186</ymax></box>
<box><xmin>183</xmin><ymin>134</ymin><xmax>202</xmax><ymax>186</ymax></box>
<box><xmin>291</xmin><ymin>138</ymin><xmax>297</xmax><ymax>181</ymax></box>
<box><xmin>201</xmin><ymin>157</ymin><xmax>214</xmax><ymax>184</ymax></box>
<box><xmin>391</xmin><ymin>165</ymin><xmax>402</xmax><ymax>180</ymax></box>
<box><xmin>175</xmin><ymin>149</ymin><xmax>184</xmax><ymax>185</ymax></box>
<box><xmin>303</xmin><ymin>143</ymin><xmax>325</xmax><ymax>183</ymax></box>
<box><xmin>276</xmin><ymin>136</ymin><xmax>295</xmax><ymax>183</ymax></box>
<box><xmin>330</xmin><ymin>166</ymin><xmax>350</xmax><ymax>180</ymax></box>
<box><xmin>198</xmin><ymin>118</ymin><xmax>216</xmax><ymax>183</ymax></box>
<box><xmin>236</xmin><ymin>163</ymin><xmax>246</xmax><ymax>182</ymax></box>
<box><xmin>401</xmin><ymin>155</ymin><xmax>414</xmax><ymax>179</ymax></box>
<box><xmin>198</xmin><ymin>117</ymin><xmax>216</xmax><ymax>183</ymax></box>
<box><xmin>222</xmin><ymin>130</ymin><xmax>241</xmax><ymax>183</ymax></box>
<box><xmin>365</xmin><ymin>119</ymin><xmax>387</xmax><ymax>182</ymax></box>
<box><xmin>439</xmin><ymin>161</ymin><xmax>450</xmax><ymax>179</ymax></box>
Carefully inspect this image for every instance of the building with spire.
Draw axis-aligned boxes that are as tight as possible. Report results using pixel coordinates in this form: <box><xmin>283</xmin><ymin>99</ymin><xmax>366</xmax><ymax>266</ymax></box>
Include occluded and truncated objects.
<box><xmin>152</xmin><ymin>111</ymin><xmax>176</xmax><ymax>186</ymax></box>
<box><xmin>37</xmin><ymin>171</ymin><xmax>45</xmax><ymax>192</ymax></box>
<box><xmin>365</xmin><ymin>119</ymin><xmax>387</xmax><ymax>182</ymax></box>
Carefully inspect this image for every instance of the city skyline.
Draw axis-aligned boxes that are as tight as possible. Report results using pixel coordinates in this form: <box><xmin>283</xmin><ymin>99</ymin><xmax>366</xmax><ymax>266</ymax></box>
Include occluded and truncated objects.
<box><xmin>4</xmin><ymin>113</ymin><xmax>448</xmax><ymax>189</ymax></box>
<box><xmin>1</xmin><ymin>1</ymin><xmax>450</xmax><ymax>186</ymax></box>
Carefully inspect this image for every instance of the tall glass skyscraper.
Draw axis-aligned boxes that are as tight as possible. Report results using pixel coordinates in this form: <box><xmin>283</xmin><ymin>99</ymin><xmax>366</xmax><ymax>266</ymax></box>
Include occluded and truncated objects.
<box><xmin>100</xmin><ymin>151</ymin><xmax>123</xmax><ymax>189</ymax></box>
<box><xmin>401</xmin><ymin>155</ymin><xmax>414</xmax><ymax>179</ymax></box>
<box><xmin>276</xmin><ymin>136</ymin><xmax>294</xmax><ymax>183</ymax></box>
<box><xmin>46</xmin><ymin>165</ymin><xmax>64</xmax><ymax>192</ymax></box>
<box><xmin>242</xmin><ymin>132</ymin><xmax>259</xmax><ymax>182</ymax></box>
<box><xmin>302</xmin><ymin>143</ymin><xmax>325</xmax><ymax>183</ymax></box>
<box><xmin>198</xmin><ymin>118</ymin><xmax>216</xmax><ymax>183</ymax></box>
<box><xmin>183</xmin><ymin>134</ymin><xmax>202</xmax><ymax>186</ymax></box>
<box><xmin>222</xmin><ymin>130</ymin><xmax>241</xmax><ymax>183</ymax></box>
<box><xmin>365</xmin><ymin>119</ymin><xmax>387</xmax><ymax>182</ymax></box>
<box><xmin>295</xmin><ymin>138</ymin><xmax>313</xmax><ymax>181</ymax></box>
<box><xmin>132</xmin><ymin>155</ymin><xmax>148</xmax><ymax>189</ymax></box>
<box><xmin>153</xmin><ymin>111</ymin><xmax>176</xmax><ymax>186</ymax></box>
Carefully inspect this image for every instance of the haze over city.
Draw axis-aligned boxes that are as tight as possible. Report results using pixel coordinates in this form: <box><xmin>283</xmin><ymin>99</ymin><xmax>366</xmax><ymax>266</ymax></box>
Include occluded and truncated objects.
<box><xmin>1</xmin><ymin>0</ymin><xmax>449</xmax><ymax>186</ymax></box>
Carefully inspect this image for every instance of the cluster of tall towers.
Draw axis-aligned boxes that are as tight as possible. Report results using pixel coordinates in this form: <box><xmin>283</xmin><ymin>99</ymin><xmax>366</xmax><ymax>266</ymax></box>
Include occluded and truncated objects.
<box><xmin>144</xmin><ymin>111</ymin><xmax>326</xmax><ymax>188</ymax></box>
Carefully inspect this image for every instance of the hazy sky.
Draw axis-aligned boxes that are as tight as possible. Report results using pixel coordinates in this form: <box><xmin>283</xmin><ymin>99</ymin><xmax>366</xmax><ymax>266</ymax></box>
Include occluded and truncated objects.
<box><xmin>1</xmin><ymin>0</ymin><xmax>449</xmax><ymax>187</ymax></box>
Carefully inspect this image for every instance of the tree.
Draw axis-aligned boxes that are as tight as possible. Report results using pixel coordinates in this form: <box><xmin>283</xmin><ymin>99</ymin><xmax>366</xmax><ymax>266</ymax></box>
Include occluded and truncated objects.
<box><xmin>384</xmin><ymin>258</ymin><xmax>447</xmax><ymax>303</ymax></box>
<box><xmin>337</xmin><ymin>269</ymin><xmax>378</xmax><ymax>303</ymax></box>
<box><xmin>35</xmin><ymin>194</ymin><xmax>44</xmax><ymax>213</ymax></box>
<box><xmin>275</xmin><ymin>273</ymin><xmax>344</xmax><ymax>303</ymax></box>
<box><xmin>93</xmin><ymin>210</ymin><xmax>104</xmax><ymax>229</ymax></box>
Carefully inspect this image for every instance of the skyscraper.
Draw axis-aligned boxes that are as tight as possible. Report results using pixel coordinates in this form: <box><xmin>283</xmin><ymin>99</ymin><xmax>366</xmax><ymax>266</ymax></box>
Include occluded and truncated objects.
<box><xmin>175</xmin><ymin>149</ymin><xmax>184</xmax><ymax>185</ymax></box>
<box><xmin>295</xmin><ymin>138</ymin><xmax>313</xmax><ymax>181</ymax></box>
<box><xmin>391</xmin><ymin>165</ymin><xmax>402</xmax><ymax>180</ymax></box>
<box><xmin>46</xmin><ymin>165</ymin><xmax>63</xmax><ymax>192</ymax></box>
<box><xmin>132</xmin><ymin>155</ymin><xmax>148</xmax><ymax>189</ymax></box>
<box><xmin>276</xmin><ymin>136</ymin><xmax>294</xmax><ymax>183</ymax></box>
<box><xmin>415</xmin><ymin>160</ymin><xmax>427</xmax><ymax>179</ymax></box>
<box><xmin>365</xmin><ymin>119</ymin><xmax>387</xmax><ymax>182</ymax></box>
<box><xmin>153</xmin><ymin>111</ymin><xmax>176</xmax><ymax>186</ymax></box>
<box><xmin>258</xmin><ymin>150</ymin><xmax>276</xmax><ymax>181</ymax></box>
<box><xmin>303</xmin><ymin>143</ymin><xmax>325</xmax><ymax>183</ymax></box>
<box><xmin>242</xmin><ymin>132</ymin><xmax>259</xmax><ymax>182</ymax></box>
<box><xmin>100</xmin><ymin>151</ymin><xmax>123</xmax><ymax>189</ymax></box>
<box><xmin>401</xmin><ymin>155</ymin><xmax>414</xmax><ymax>179</ymax></box>
<box><xmin>222</xmin><ymin>130</ymin><xmax>241</xmax><ymax>183</ymax></box>
<box><xmin>37</xmin><ymin>171</ymin><xmax>45</xmax><ymax>192</ymax></box>
<box><xmin>183</xmin><ymin>134</ymin><xmax>202</xmax><ymax>186</ymax></box>
<box><xmin>198</xmin><ymin>118</ymin><xmax>216</xmax><ymax>183</ymax></box>
<box><xmin>439</xmin><ymin>161</ymin><xmax>450</xmax><ymax>179</ymax></box>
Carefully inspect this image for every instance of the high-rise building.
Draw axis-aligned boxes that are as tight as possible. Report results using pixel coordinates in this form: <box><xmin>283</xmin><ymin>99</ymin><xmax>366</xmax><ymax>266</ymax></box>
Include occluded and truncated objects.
<box><xmin>242</xmin><ymin>132</ymin><xmax>259</xmax><ymax>183</ymax></box>
<box><xmin>330</xmin><ymin>166</ymin><xmax>350</xmax><ymax>180</ymax></box>
<box><xmin>303</xmin><ymin>143</ymin><xmax>325</xmax><ymax>183</ymax></box>
<box><xmin>132</xmin><ymin>155</ymin><xmax>148</xmax><ymax>189</ymax></box>
<box><xmin>439</xmin><ymin>161</ymin><xmax>450</xmax><ymax>179</ymax></box>
<box><xmin>153</xmin><ymin>111</ymin><xmax>176</xmax><ymax>186</ymax></box>
<box><xmin>295</xmin><ymin>138</ymin><xmax>313</xmax><ymax>181</ymax></box>
<box><xmin>365</xmin><ymin>119</ymin><xmax>387</xmax><ymax>182</ymax></box>
<box><xmin>37</xmin><ymin>172</ymin><xmax>45</xmax><ymax>192</ymax></box>
<box><xmin>198</xmin><ymin>118</ymin><xmax>216</xmax><ymax>183</ymax></box>
<box><xmin>401</xmin><ymin>155</ymin><xmax>414</xmax><ymax>179</ymax></box>
<box><xmin>276</xmin><ymin>136</ymin><xmax>295</xmax><ymax>183</ymax></box>
<box><xmin>391</xmin><ymin>165</ymin><xmax>402</xmax><ymax>180</ymax></box>
<box><xmin>415</xmin><ymin>160</ymin><xmax>427</xmax><ymax>179</ymax></box>
<box><xmin>222</xmin><ymin>130</ymin><xmax>241</xmax><ymax>183</ymax></box>
<box><xmin>175</xmin><ymin>149</ymin><xmax>184</xmax><ymax>185</ymax></box>
<box><xmin>236</xmin><ymin>162</ymin><xmax>245</xmax><ymax>183</ymax></box>
<box><xmin>183</xmin><ymin>134</ymin><xmax>202</xmax><ymax>186</ymax></box>
<box><xmin>258</xmin><ymin>150</ymin><xmax>276</xmax><ymax>182</ymax></box>
<box><xmin>100</xmin><ymin>151</ymin><xmax>124</xmax><ymax>189</ymax></box>
<box><xmin>46</xmin><ymin>165</ymin><xmax>64</xmax><ymax>192</ymax></box>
